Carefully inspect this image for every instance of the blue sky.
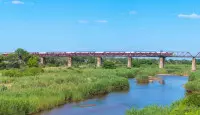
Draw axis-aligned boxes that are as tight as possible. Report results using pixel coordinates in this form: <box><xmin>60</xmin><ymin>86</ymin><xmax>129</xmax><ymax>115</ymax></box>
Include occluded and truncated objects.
<box><xmin>0</xmin><ymin>0</ymin><xmax>200</xmax><ymax>53</ymax></box>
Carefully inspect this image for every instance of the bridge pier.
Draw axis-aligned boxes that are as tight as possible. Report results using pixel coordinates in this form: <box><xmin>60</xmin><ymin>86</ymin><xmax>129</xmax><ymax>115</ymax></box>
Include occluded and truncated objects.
<box><xmin>159</xmin><ymin>57</ymin><xmax>165</xmax><ymax>69</ymax></box>
<box><xmin>40</xmin><ymin>57</ymin><xmax>45</xmax><ymax>65</ymax></box>
<box><xmin>192</xmin><ymin>57</ymin><xmax>196</xmax><ymax>71</ymax></box>
<box><xmin>97</xmin><ymin>56</ymin><xmax>102</xmax><ymax>67</ymax></box>
<box><xmin>127</xmin><ymin>57</ymin><xmax>132</xmax><ymax>68</ymax></box>
<box><xmin>68</xmin><ymin>57</ymin><xmax>72</xmax><ymax>67</ymax></box>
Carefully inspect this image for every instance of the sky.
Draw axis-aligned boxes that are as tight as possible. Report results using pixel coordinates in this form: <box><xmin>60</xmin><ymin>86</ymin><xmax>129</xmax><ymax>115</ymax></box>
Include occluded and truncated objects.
<box><xmin>1</xmin><ymin>0</ymin><xmax>200</xmax><ymax>54</ymax></box>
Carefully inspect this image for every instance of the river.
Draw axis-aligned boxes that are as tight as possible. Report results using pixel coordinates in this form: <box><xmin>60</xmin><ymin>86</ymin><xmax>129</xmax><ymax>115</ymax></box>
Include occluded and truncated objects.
<box><xmin>35</xmin><ymin>75</ymin><xmax>188</xmax><ymax>115</ymax></box>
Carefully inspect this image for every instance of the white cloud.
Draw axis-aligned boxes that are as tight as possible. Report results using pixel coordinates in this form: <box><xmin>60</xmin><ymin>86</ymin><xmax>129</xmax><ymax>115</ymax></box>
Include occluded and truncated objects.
<box><xmin>12</xmin><ymin>0</ymin><xmax>24</xmax><ymax>5</ymax></box>
<box><xmin>95</xmin><ymin>20</ymin><xmax>108</xmax><ymax>23</ymax></box>
<box><xmin>178</xmin><ymin>13</ymin><xmax>200</xmax><ymax>19</ymax></box>
<box><xmin>78</xmin><ymin>20</ymin><xmax>89</xmax><ymax>24</ymax></box>
<box><xmin>129</xmin><ymin>11</ymin><xmax>137</xmax><ymax>15</ymax></box>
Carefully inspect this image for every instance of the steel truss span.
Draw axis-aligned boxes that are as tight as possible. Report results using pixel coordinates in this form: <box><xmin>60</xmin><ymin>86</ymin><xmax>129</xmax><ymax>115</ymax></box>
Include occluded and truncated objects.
<box><xmin>23</xmin><ymin>51</ymin><xmax>194</xmax><ymax>58</ymax></box>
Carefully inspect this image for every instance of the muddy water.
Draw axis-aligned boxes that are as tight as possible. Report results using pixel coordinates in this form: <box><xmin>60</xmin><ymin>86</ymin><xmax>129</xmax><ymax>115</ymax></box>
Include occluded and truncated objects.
<box><xmin>35</xmin><ymin>75</ymin><xmax>188</xmax><ymax>115</ymax></box>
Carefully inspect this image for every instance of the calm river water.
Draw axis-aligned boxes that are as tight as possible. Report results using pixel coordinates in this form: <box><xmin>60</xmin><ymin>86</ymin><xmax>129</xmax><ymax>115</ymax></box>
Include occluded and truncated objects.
<box><xmin>35</xmin><ymin>75</ymin><xmax>188</xmax><ymax>115</ymax></box>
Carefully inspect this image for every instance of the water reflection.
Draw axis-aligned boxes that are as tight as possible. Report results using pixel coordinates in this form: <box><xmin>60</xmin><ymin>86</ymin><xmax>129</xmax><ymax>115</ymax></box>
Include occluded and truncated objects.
<box><xmin>35</xmin><ymin>76</ymin><xmax>188</xmax><ymax>115</ymax></box>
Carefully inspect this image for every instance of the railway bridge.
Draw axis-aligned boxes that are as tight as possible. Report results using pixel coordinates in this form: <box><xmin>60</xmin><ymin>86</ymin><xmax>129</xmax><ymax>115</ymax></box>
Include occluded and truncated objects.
<box><xmin>3</xmin><ymin>51</ymin><xmax>200</xmax><ymax>71</ymax></box>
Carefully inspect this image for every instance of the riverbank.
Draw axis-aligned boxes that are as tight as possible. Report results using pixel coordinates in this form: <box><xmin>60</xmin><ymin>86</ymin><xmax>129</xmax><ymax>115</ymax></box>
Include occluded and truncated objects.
<box><xmin>35</xmin><ymin>76</ymin><xmax>187</xmax><ymax>115</ymax></box>
<box><xmin>126</xmin><ymin>71</ymin><xmax>200</xmax><ymax>115</ymax></box>
<box><xmin>0</xmin><ymin>66</ymin><xmax>192</xmax><ymax>115</ymax></box>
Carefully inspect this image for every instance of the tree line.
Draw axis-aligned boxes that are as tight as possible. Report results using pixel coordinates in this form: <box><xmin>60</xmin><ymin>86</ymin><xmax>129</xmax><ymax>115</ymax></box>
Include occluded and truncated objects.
<box><xmin>0</xmin><ymin>48</ymin><xmax>198</xmax><ymax>70</ymax></box>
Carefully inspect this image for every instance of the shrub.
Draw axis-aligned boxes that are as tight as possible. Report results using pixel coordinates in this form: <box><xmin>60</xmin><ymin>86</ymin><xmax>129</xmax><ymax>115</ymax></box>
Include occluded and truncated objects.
<box><xmin>2</xmin><ymin>68</ymin><xmax>44</xmax><ymax>77</ymax></box>
<box><xmin>135</xmin><ymin>73</ymin><xmax>149</xmax><ymax>84</ymax></box>
<box><xmin>0</xmin><ymin>85</ymin><xmax>7</xmax><ymax>92</ymax></box>
<box><xmin>103</xmin><ymin>61</ymin><xmax>116</xmax><ymax>69</ymax></box>
<box><xmin>5</xmin><ymin>61</ymin><xmax>20</xmax><ymax>69</ymax></box>
<box><xmin>2</xmin><ymin>69</ymin><xmax>23</xmax><ymax>77</ymax></box>
<box><xmin>23</xmin><ymin>67</ymin><xmax>44</xmax><ymax>76</ymax></box>
<box><xmin>27</xmin><ymin>56</ymin><xmax>39</xmax><ymax>67</ymax></box>
<box><xmin>189</xmin><ymin>72</ymin><xmax>200</xmax><ymax>81</ymax></box>
<box><xmin>126</xmin><ymin>105</ymin><xmax>170</xmax><ymax>115</ymax></box>
<box><xmin>116</xmin><ymin>69</ymin><xmax>140</xmax><ymax>78</ymax></box>
<box><xmin>185</xmin><ymin>80</ymin><xmax>200</xmax><ymax>91</ymax></box>
<box><xmin>183</xmin><ymin>93</ymin><xmax>200</xmax><ymax>107</ymax></box>
<box><xmin>0</xmin><ymin>62</ymin><xmax>6</xmax><ymax>70</ymax></box>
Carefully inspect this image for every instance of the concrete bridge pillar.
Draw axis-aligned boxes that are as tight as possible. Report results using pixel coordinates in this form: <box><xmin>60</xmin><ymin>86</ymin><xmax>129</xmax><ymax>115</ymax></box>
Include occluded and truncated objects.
<box><xmin>159</xmin><ymin>57</ymin><xmax>165</xmax><ymax>69</ymax></box>
<box><xmin>68</xmin><ymin>57</ymin><xmax>72</xmax><ymax>67</ymax></box>
<box><xmin>127</xmin><ymin>57</ymin><xmax>132</xmax><ymax>68</ymax></box>
<box><xmin>192</xmin><ymin>57</ymin><xmax>196</xmax><ymax>71</ymax></box>
<box><xmin>40</xmin><ymin>57</ymin><xmax>45</xmax><ymax>65</ymax></box>
<box><xmin>97</xmin><ymin>56</ymin><xmax>102</xmax><ymax>67</ymax></box>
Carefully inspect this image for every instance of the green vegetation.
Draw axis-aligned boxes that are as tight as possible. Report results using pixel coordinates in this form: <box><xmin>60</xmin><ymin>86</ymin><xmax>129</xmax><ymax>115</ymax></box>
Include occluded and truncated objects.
<box><xmin>0</xmin><ymin>65</ymin><xmax>192</xmax><ymax>115</ymax></box>
<box><xmin>0</xmin><ymin>48</ymin><xmax>40</xmax><ymax>70</ymax></box>
<box><xmin>2</xmin><ymin>68</ymin><xmax>44</xmax><ymax>77</ymax></box>
<box><xmin>126</xmin><ymin>105</ymin><xmax>171</xmax><ymax>115</ymax></box>
<box><xmin>103</xmin><ymin>61</ymin><xmax>117</xmax><ymax>69</ymax></box>
<box><xmin>0</xmin><ymin>48</ymin><xmax>199</xmax><ymax>115</ymax></box>
<box><xmin>0</xmin><ymin>68</ymin><xmax>129</xmax><ymax>115</ymax></box>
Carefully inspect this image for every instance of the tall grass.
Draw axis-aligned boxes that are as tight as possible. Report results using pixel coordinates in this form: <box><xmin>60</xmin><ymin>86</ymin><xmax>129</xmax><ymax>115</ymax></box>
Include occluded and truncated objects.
<box><xmin>0</xmin><ymin>68</ymin><xmax>129</xmax><ymax>115</ymax></box>
<box><xmin>126</xmin><ymin>105</ymin><xmax>171</xmax><ymax>115</ymax></box>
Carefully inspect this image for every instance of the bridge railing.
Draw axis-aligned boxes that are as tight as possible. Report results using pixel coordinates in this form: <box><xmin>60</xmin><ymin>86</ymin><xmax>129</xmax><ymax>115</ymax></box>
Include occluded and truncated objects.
<box><xmin>3</xmin><ymin>51</ymin><xmax>194</xmax><ymax>58</ymax></box>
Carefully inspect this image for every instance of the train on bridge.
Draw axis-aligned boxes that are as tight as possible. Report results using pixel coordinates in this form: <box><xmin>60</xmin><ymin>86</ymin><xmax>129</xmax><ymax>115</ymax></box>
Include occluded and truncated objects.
<box><xmin>30</xmin><ymin>51</ymin><xmax>174</xmax><ymax>57</ymax></box>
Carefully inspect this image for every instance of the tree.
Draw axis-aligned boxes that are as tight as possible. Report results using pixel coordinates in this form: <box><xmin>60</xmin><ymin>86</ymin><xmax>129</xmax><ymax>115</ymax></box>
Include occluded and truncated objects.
<box><xmin>27</xmin><ymin>56</ymin><xmax>39</xmax><ymax>67</ymax></box>
<box><xmin>15</xmin><ymin>48</ymin><xmax>30</xmax><ymax>63</ymax></box>
<box><xmin>4</xmin><ymin>54</ymin><xmax>20</xmax><ymax>68</ymax></box>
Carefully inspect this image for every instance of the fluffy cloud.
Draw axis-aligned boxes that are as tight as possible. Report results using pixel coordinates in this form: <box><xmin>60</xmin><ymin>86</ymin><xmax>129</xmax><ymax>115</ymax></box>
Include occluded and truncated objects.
<box><xmin>178</xmin><ymin>13</ymin><xmax>200</xmax><ymax>19</ymax></box>
<box><xmin>11</xmin><ymin>0</ymin><xmax>24</xmax><ymax>5</ymax></box>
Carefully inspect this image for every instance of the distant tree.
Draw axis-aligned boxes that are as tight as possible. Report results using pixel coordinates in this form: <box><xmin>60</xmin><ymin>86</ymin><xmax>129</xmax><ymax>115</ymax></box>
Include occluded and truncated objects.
<box><xmin>4</xmin><ymin>54</ymin><xmax>20</xmax><ymax>68</ymax></box>
<box><xmin>45</xmin><ymin>57</ymin><xmax>67</xmax><ymax>67</ymax></box>
<box><xmin>132</xmin><ymin>59</ymin><xmax>140</xmax><ymax>67</ymax></box>
<box><xmin>103</xmin><ymin>61</ymin><xmax>116</xmax><ymax>69</ymax></box>
<box><xmin>15</xmin><ymin>48</ymin><xmax>30</xmax><ymax>63</ymax></box>
<box><xmin>0</xmin><ymin>55</ymin><xmax>6</xmax><ymax>69</ymax></box>
<box><xmin>3</xmin><ymin>48</ymin><xmax>31</xmax><ymax>69</ymax></box>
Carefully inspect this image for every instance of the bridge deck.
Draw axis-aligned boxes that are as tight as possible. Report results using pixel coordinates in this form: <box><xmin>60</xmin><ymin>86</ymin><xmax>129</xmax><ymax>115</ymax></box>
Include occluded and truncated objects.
<box><xmin>2</xmin><ymin>51</ymin><xmax>196</xmax><ymax>58</ymax></box>
<box><xmin>28</xmin><ymin>51</ymin><xmax>193</xmax><ymax>57</ymax></box>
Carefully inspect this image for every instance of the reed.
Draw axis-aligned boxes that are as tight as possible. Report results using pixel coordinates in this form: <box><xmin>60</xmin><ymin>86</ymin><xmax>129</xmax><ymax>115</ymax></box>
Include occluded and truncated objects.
<box><xmin>0</xmin><ymin>68</ymin><xmax>129</xmax><ymax>115</ymax></box>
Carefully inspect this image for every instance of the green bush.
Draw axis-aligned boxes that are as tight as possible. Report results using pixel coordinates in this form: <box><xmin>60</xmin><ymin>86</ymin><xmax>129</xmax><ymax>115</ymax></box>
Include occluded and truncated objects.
<box><xmin>2</xmin><ymin>68</ymin><xmax>44</xmax><ymax>77</ymax></box>
<box><xmin>2</xmin><ymin>69</ymin><xmax>23</xmax><ymax>77</ymax></box>
<box><xmin>116</xmin><ymin>68</ymin><xmax>140</xmax><ymax>78</ymax></box>
<box><xmin>103</xmin><ymin>61</ymin><xmax>116</xmax><ymax>69</ymax></box>
<box><xmin>189</xmin><ymin>72</ymin><xmax>200</xmax><ymax>81</ymax></box>
<box><xmin>185</xmin><ymin>80</ymin><xmax>200</xmax><ymax>91</ymax></box>
<box><xmin>183</xmin><ymin>94</ymin><xmax>200</xmax><ymax>107</ymax></box>
<box><xmin>23</xmin><ymin>67</ymin><xmax>44</xmax><ymax>76</ymax></box>
<box><xmin>0</xmin><ymin>62</ymin><xmax>6</xmax><ymax>70</ymax></box>
<box><xmin>27</xmin><ymin>56</ymin><xmax>39</xmax><ymax>67</ymax></box>
<box><xmin>0</xmin><ymin>85</ymin><xmax>8</xmax><ymax>92</ymax></box>
<box><xmin>126</xmin><ymin>105</ymin><xmax>170</xmax><ymax>115</ymax></box>
<box><xmin>135</xmin><ymin>73</ymin><xmax>149</xmax><ymax>84</ymax></box>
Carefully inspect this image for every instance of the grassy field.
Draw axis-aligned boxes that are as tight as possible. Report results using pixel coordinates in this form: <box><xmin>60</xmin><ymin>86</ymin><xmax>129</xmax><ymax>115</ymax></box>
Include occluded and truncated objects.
<box><xmin>0</xmin><ymin>64</ymin><xmax>194</xmax><ymax>115</ymax></box>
